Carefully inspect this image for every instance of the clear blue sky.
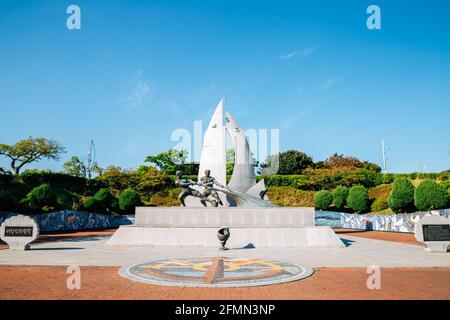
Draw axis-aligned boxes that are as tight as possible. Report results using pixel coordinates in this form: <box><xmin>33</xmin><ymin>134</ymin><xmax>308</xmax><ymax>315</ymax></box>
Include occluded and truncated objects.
<box><xmin>0</xmin><ymin>0</ymin><xmax>449</xmax><ymax>173</ymax></box>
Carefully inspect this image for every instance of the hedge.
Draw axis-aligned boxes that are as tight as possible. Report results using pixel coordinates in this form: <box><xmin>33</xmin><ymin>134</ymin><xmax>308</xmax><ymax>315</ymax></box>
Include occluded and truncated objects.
<box><xmin>262</xmin><ymin>169</ymin><xmax>382</xmax><ymax>191</ymax></box>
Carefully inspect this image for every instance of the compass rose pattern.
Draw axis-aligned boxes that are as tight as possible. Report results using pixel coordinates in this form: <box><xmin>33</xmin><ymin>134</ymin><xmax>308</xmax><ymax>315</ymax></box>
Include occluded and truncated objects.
<box><xmin>119</xmin><ymin>257</ymin><xmax>313</xmax><ymax>287</ymax></box>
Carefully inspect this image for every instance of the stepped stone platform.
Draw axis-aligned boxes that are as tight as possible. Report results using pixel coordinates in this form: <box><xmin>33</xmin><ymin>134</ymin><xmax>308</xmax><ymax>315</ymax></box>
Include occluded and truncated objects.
<box><xmin>106</xmin><ymin>207</ymin><xmax>344</xmax><ymax>248</ymax></box>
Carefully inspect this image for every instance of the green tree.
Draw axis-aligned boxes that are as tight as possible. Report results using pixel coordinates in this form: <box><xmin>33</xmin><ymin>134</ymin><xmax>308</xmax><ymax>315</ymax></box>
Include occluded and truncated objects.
<box><xmin>331</xmin><ymin>186</ymin><xmax>349</xmax><ymax>210</ymax></box>
<box><xmin>226</xmin><ymin>148</ymin><xmax>235</xmax><ymax>175</ymax></box>
<box><xmin>145</xmin><ymin>149</ymin><xmax>188</xmax><ymax>174</ymax></box>
<box><xmin>414</xmin><ymin>180</ymin><xmax>450</xmax><ymax>211</ymax></box>
<box><xmin>64</xmin><ymin>156</ymin><xmax>87</xmax><ymax>177</ymax></box>
<box><xmin>314</xmin><ymin>190</ymin><xmax>332</xmax><ymax>210</ymax></box>
<box><xmin>97</xmin><ymin>166</ymin><xmax>139</xmax><ymax>191</ymax></box>
<box><xmin>387</xmin><ymin>178</ymin><xmax>415</xmax><ymax>213</ymax></box>
<box><xmin>323</xmin><ymin>153</ymin><xmax>381</xmax><ymax>172</ymax></box>
<box><xmin>0</xmin><ymin>137</ymin><xmax>65</xmax><ymax>174</ymax></box>
<box><xmin>260</xmin><ymin>150</ymin><xmax>313</xmax><ymax>175</ymax></box>
<box><xmin>347</xmin><ymin>185</ymin><xmax>369</xmax><ymax>213</ymax></box>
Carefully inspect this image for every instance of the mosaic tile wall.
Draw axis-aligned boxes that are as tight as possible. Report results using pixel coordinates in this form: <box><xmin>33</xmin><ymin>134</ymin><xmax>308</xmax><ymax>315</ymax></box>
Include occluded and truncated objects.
<box><xmin>1</xmin><ymin>208</ymin><xmax>449</xmax><ymax>233</ymax></box>
<box><xmin>315</xmin><ymin>209</ymin><xmax>450</xmax><ymax>233</ymax></box>
<box><xmin>0</xmin><ymin>210</ymin><xmax>133</xmax><ymax>232</ymax></box>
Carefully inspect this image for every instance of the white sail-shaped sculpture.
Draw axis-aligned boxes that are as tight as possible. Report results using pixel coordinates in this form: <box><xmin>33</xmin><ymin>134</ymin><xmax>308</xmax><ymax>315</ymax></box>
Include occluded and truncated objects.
<box><xmin>198</xmin><ymin>98</ymin><xmax>227</xmax><ymax>185</ymax></box>
<box><xmin>185</xmin><ymin>97</ymin><xmax>271</xmax><ymax>207</ymax></box>
<box><xmin>225</xmin><ymin>112</ymin><xmax>256</xmax><ymax>193</ymax></box>
<box><xmin>184</xmin><ymin>99</ymin><xmax>227</xmax><ymax>207</ymax></box>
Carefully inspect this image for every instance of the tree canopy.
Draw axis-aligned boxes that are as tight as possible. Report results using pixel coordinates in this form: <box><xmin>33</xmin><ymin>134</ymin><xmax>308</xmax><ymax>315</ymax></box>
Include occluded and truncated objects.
<box><xmin>259</xmin><ymin>150</ymin><xmax>313</xmax><ymax>175</ymax></box>
<box><xmin>0</xmin><ymin>137</ymin><xmax>65</xmax><ymax>174</ymax></box>
<box><xmin>145</xmin><ymin>149</ymin><xmax>188</xmax><ymax>174</ymax></box>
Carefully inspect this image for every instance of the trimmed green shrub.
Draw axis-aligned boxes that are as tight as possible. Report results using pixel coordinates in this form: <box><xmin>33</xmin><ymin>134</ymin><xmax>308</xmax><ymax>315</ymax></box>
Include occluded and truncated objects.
<box><xmin>331</xmin><ymin>186</ymin><xmax>349</xmax><ymax>210</ymax></box>
<box><xmin>119</xmin><ymin>188</ymin><xmax>142</xmax><ymax>213</ymax></box>
<box><xmin>347</xmin><ymin>185</ymin><xmax>369</xmax><ymax>213</ymax></box>
<box><xmin>314</xmin><ymin>190</ymin><xmax>332</xmax><ymax>210</ymax></box>
<box><xmin>22</xmin><ymin>183</ymin><xmax>58</xmax><ymax>211</ymax></box>
<box><xmin>414</xmin><ymin>180</ymin><xmax>450</xmax><ymax>211</ymax></box>
<box><xmin>84</xmin><ymin>188</ymin><xmax>117</xmax><ymax>213</ymax></box>
<box><xmin>387</xmin><ymin>178</ymin><xmax>415</xmax><ymax>213</ymax></box>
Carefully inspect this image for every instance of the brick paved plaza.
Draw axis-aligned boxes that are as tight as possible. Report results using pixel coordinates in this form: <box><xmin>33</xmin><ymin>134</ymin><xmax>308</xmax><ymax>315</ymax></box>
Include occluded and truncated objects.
<box><xmin>0</xmin><ymin>229</ymin><xmax>449</xmax><ymax>300</ymax></box>
<box><xmin>0</xmin><ymin>265</ymin><xmax>449</xmax><ymax>300</ymax></box>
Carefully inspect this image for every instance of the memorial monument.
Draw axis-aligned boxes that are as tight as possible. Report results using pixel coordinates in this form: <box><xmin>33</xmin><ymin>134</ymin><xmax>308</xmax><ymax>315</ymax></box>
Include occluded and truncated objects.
<box><xmin>106</xmin><ymin>99</ymin><xmax>344</xmax><ymax>248</ymax></box>
<box><xmin>414</xmin><ymin>215</ymin><xmax>450</xmax><ymax>253</ymax></box>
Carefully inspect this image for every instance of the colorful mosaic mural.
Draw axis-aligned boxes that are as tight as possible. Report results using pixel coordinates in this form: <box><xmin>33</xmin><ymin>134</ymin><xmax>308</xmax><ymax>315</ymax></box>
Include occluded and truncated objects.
<box><xmin>0</xmin><ymin>210</ymin><xmax>133</xmax><ymax>232</ymax></box>
<box><xmin>315</xmin><ymin>209</ymin><xmax>450</xmax><ymax>233</ymax></box>
<box><xmin>119</xmin><ymin>257</ymin><xmax>314</xmax><ymax>287</ymax></box>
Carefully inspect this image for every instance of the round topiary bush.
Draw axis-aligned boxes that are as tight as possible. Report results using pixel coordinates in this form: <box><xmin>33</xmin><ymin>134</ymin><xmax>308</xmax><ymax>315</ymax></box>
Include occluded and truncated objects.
<box><xmin>119</xmin><ymin>188</ymin><xmax>142</xmax><ymax>213</ymax></box>
<box><xmin>83</xmin><ymin>188</ymin><xmax>117</xmax><ymax>213</ymax></box>
<box><xmin>23</xmin><ymin>183</ymin><xmax>58</xmax><ymax>211</ymax></box>
<box><xmin>414</xmin><ymin>180</ymin><xmax>450</xmax><ymax>211</ymax></box>
<box><xmin>387</xmin><ymin>178</ymin><xmax>415</xmax><ymax>213</ymax></box>
<box><xmin>347</xmin><ymin>185</ymin><xmax>369</xmax><ymax>213</ymax></box>
<box><xmin>94</xmin><ymin>188</ymin><xmax>115</xmax><ymax>206</ymax></box>
<box><xmin>331</xmin><ymin>186</ymin><xmax>349</xmax><ymax>210</ymax></box>
<box><xmin>97</xmin><ymin>188</ymin><xmax>119</xmax><ymax>212</ymax></box>
<box><xmin>314</xmin><ymin>190</ymin><xmax>332</xmax><ymax>210</ymax></box>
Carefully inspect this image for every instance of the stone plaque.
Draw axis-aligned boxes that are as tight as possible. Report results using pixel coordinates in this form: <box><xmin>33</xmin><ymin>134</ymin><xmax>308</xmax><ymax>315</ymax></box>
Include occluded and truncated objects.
<box><xmin>414</xmin><ymin>215</ymin><xmax>450</xmax><ymax>253</ymax></box>
<box><xmin>0</xmin><ymin>215</ymin><xmax>39</xmax><ymax>250</ymax></box>
<box><xmin>423</xmin><ymin>224</ymin><xmax>450</xmax><ymax>242</ymax></box>
<box><xmin>4</xmin><ymin>226</ymin><xmax>34</xmax><ymax>237</ymax></box>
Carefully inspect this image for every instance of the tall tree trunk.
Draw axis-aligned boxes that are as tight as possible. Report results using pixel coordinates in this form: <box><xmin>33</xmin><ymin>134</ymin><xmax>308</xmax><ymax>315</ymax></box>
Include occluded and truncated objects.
<box><xmin>11</xmin><ymin>159</ymin><xmax>19</xmax><ymax>175</ymax></box>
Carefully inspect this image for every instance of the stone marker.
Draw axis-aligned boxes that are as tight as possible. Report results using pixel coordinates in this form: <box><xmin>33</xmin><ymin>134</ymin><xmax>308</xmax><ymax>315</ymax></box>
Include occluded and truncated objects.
<box><xmin>0</xmin><ymin>215</ymin><xmax>39</xmax><ymax>250</ymax></box>
<box><xmin>414</xmin><ymin>215</ymin><xmax>450</xmax><ymax>253</ymax></box>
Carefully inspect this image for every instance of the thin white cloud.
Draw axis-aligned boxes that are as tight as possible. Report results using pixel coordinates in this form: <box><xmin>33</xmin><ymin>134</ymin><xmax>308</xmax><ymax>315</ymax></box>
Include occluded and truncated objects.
<box><xmin>324</xmin><ymin>77</ymin><xmax>340</xmax><ymax>90</ymax></box>
<box><xmin>301</xmin><ymin>47</ymin><xmax>315</xmax><ymax>57</ymax></box>
<box><xmin>122</xmin><ymin>81</ymin><xmax>151</xmax><ymax>108</ymax></box>
<box><xmin>279</xmin><ymin>51</ymin><xmax>299</xmax><ymax>60</ymax></box>
<box><xmin>121</xmin><ymin>70</ymin><xmax>152</xmax><ymax>109</ymax></box>
<box><xmin>279</xmin><ymin>47</ymin><xmax>315</xmax><ymax>60</ymax></box>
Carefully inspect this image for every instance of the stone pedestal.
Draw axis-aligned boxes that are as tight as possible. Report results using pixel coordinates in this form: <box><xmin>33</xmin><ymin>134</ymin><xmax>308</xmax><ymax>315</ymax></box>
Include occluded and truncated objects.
<box><xmin>106</xmin><ymin>207</ymin><xmax>344</xmax><ymax>248</ymax></box>
<box><xmin>414</xmin><ymin>215</ymin><xmax>450</xmax><ymax>253</ymax></box>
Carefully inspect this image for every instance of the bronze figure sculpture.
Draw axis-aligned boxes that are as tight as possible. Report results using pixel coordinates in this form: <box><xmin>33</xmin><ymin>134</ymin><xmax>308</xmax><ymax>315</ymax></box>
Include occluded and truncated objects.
<box><xmin>175</xmin><ymin>171</ymin><xmax>211</xmax><ymax>207</ymax></box>
<box><xmin>199</xmin><ymin>169</ymin><xmax>224</xmax><ymax>207</ymax></box>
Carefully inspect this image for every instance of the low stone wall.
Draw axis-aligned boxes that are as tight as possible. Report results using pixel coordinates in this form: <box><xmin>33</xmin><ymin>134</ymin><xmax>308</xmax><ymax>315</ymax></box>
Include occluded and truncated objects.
<box><xmin>0</xmin><ymin>210</ymin><xmax>133</xmax><ymax>232</ymax></box>
<box><xmin>2</xmin><ymin>208</ymin><xmax>449</xmax><ymax>234</ymax></box>
<box><xmin>315</xmin><ymin>209</ymin><xmax>450</xmax><ymax>233</ymax></box>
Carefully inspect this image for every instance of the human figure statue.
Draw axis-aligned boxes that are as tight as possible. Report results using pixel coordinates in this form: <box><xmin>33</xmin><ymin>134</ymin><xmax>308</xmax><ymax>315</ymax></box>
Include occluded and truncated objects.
<box><xmin>175</xmin><ymin>171</ymin><xmax>210</xmax><ymax>207</ymax></box>
<box><xmin>199</xmin><ymin>169</ymin><xmax>224</xmax><ymax>207</ymax></box>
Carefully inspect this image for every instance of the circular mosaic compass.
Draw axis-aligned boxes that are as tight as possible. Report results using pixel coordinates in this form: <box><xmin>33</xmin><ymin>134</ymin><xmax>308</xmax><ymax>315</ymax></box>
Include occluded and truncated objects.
<box><xmin>119</xmin><ymin>257</ymin><xmax>314</xmax><ymax>287</ymax></box>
